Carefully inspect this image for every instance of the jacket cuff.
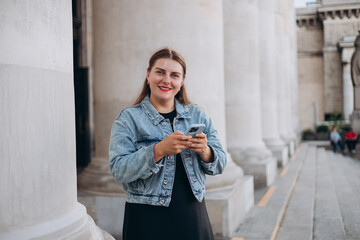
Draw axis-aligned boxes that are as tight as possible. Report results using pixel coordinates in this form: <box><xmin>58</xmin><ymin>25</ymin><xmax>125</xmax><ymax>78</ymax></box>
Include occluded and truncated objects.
<box><xmin>200</xmin><ymin>146</ymin><xmax>218</xmax><ymax>172</ymax></box>
<box><xmin>145</xmin><ymin>143</ymin><xmax>162</xmax><ymax>174</ymax></box>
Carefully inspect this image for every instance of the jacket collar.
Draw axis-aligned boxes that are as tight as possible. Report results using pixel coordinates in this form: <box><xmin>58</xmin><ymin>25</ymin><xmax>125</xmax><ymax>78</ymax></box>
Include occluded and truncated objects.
<box><xmin>140</xmin><ymin>95</ymin><xmax>191</xmax><ymax>125</ymax></box>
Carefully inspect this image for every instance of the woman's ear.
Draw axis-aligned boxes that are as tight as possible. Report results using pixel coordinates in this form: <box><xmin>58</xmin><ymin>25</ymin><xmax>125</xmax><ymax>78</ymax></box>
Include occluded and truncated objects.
<box><xmin>146</xmin><ymin>70</ymin><xmax>150</xmax><ymax>83</ymax></box>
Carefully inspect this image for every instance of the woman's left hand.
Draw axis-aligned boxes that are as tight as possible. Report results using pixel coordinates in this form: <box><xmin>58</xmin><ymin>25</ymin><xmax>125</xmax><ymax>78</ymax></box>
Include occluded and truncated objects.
<box><xmin>186</xmin><ymin>133</ymin><xmax>213</xmax><ymax>163</ymax></box>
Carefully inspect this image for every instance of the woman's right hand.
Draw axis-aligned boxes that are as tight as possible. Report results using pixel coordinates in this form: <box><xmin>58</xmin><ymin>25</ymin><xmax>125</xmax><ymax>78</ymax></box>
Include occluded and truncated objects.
<box><xmin>154</xmin><ymin>131</ymin><xmax>192</xmax><ymax>162</ymax></box>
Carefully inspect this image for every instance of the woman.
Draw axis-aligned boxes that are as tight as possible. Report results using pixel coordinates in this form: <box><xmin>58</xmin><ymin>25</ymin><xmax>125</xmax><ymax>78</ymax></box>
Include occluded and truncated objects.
<box><xmin>345</xmin><ymin>127</ymin><xmax>357</xmax><ymax>154</ymax></box>
<box><xmin>109</xmin><ymin>48</ymin><xmax>226</xmax><ymax>240</ymax></box>
<box><xmin>330</xmin><ymin>127</ymin><xmax>345</xmax><ymax>153</ymax></box>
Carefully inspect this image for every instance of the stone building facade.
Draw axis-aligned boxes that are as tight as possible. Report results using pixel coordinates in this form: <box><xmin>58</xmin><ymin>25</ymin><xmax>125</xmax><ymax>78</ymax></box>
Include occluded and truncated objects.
<box><xmin>297</xmin><ymin>0</ymin><xmax>360</xmax><ymax>129</ymax></box>
<box><xmin>1</xmin><ymin>0</ymin><xmax>298</xmax><ymax>239</ymax></box>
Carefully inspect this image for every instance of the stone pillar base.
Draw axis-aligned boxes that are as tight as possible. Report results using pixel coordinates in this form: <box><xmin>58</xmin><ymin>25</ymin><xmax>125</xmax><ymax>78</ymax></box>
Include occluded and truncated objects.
<box><xmin>282</xmin><ymin>138</ymin><xmax>295</xmax><ymax>156</ymax></box>
<box><xmin>78</xmin><ymin>191</ymin><xmax>126</xmax><ymax>239</ymax></box>
<box><xmin>237</xmin><ymin>157</ymin><xmax>277</xmax><ymax>188</ymax></box>
<box><xmin>206</xmin><ymin>175</ymin><xmax>254</xmax><ymax>237</ymax></box>
<box><xmin>0</xmin><ymin>203</ymin><xmax>114</xmax><ymax>240</ymax></box>
<box><xmin>269</xmin><ymin>146</ymin><xmax>289</xmax><ymax>167</ymax></box>
<box><xmin>78</xmin><ymin>177</ymin><xmax>254</xmax><ymax>239</ymax></box>
<box><xmin>264</xmin><ymin>139</ymin><xmax>289</xmax><ymax>167</ymax></box>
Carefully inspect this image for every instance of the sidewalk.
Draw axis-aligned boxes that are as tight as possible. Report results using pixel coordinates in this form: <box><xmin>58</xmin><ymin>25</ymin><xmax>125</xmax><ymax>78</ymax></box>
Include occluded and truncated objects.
<box><xmin>217</xmin><ymin>142</ymin><xmax>360</xmax><ymax>240</ymax></box>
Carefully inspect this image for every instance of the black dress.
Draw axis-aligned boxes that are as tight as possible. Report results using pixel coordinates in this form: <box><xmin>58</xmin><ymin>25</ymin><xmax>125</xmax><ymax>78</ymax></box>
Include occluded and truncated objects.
<box><xmin>122</xmin><ymin>110</ymin><xmax>215</xmax><ymax>240</ymax></box>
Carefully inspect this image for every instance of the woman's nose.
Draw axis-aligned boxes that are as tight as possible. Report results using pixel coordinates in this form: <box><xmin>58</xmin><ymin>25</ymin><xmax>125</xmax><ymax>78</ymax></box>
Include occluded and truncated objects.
<box><xmin>163</xmin><ymin>74</ymin><xmax>171</xmax><ymax>83</ymax></box>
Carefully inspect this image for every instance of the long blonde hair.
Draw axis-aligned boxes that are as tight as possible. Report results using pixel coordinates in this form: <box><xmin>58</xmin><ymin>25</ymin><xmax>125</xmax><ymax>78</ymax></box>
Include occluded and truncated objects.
<box><xmin>134</xmin><ymin>48</ymin><xmax>191</xmax><ymax>105</ymax></box>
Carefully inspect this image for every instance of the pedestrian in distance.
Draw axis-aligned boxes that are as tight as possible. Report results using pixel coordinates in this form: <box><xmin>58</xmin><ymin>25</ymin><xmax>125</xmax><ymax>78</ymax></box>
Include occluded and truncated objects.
<box><xmin>330</xmin><ymin>127</ymin><xmax>345</xmax><ymax>153</ymax></box>
<box><xmin>345</xmin><ymin>127</ymin><xmax>357</xmax><ymax>154</ymax></box>
<box><xmin>109</xmin><ymin>48</ymin><xmax>227</xmax><ymax>240</ymax></box>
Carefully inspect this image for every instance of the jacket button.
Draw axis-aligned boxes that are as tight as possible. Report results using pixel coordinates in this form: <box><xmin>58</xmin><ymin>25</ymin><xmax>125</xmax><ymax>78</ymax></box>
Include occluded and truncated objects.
<box><xmin>167</xmin><ymin>155</ymin><xmax>172</xmax><ymax>160</ymax></box>
<box><xmin>164</xmin><ymin>180</ymin><xmax>168</xmax><ymax>184</ymax></box>
<box><xmin>160</xmin><ymin>200</ymin><xmax>165</xmax><ymax>204</ymax></box>
<box><xmin>162</xmin><ymin>122</ymin><xmax>167</xmax><ymax>126</ymax></box>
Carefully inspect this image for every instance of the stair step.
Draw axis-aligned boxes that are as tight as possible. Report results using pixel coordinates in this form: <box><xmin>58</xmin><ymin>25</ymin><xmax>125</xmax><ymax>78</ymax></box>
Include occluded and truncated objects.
<box><xmin>275</xmin><ymin>146</ymin><xmax>317</xmax><ymax>240</ymax></box>
<box><xmin>328</xmin><ymin>151</ymin><xmax>360</xmax><ymax>240</ymax></box>
<box><xmin>313</xmin><ymin>148</ymin><xmax>346</xmax><ymax>240</ymax></box>
<box><xmin>337</xmin><ymin>155</ymin><xmax>360</xmax><ymax>196</ymax></box>
<box><xmin>231</xmin><ymin>144</ymin><xmax>308</xmax><ymax>240</ymax></box>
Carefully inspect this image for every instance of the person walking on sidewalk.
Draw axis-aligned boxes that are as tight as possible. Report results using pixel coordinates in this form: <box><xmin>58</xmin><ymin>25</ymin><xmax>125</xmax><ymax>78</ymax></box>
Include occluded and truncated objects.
<box><xmin>330</xmin><ymin>127</ymin><xmax>345</xmax><ymax>153</ymax></box>
<box><xmin>109</xmin><ymin>48</ymin><xmax>226</xmax><ymax>240</ymax></box>
<box><xmin>345</xmin><ymin>127</ymin><xmax>358</xmax><ymax>154</ymax></box>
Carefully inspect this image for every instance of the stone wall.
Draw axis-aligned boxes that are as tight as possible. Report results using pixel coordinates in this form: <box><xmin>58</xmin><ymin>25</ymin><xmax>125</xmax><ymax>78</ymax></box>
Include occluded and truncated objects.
<box><xmin>297</xmin><ymin>2</ymin><xmax>360</xmax><ymax>129</ymax></box>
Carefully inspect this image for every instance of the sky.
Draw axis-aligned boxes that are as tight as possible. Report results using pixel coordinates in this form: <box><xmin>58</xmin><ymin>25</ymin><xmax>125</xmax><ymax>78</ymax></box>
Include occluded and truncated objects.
<box><xmin>294</xmin><ymin>0</ymin><xmax>313</xmax><ymax>8</ymax></box>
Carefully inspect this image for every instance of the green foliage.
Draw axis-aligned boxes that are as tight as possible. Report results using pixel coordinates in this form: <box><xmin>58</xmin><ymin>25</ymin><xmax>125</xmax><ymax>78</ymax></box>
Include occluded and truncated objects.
<box><xmin>316</xmin><ymin>125</ymin><xmax>329</xmax><ymax>133</ymax></box>
<box><xmin>327</xmin><ymin>111</ymin><xmax>350</xmax><ymax>136</ymax></box>
<box><xmin>302</xmin><ymin>128</ymin><xmax>315</xmax><ymax>138</ymax></box>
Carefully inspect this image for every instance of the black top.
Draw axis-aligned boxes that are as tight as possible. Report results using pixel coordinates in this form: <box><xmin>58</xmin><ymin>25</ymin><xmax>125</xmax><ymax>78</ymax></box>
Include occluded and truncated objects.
<box><xmin>122</xmin><ymin>109</ymin><xmax>214</xmax><ymax>240</ymax></box>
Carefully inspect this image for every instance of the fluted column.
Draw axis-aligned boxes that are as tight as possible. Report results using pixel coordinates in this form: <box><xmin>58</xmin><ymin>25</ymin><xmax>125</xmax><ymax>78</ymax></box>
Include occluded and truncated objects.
<box><xmin>288</xmin><ymin>0</ymin><xmax>300</xmax><ymax>145</ymax></box>
<box><xmin>275</xmin><ymin>0</ymin><xmax>296</xmax><ymax>155</ymax></box>
<box><xmin>224</xmin><ymin>0</ymin><xmax>277</xmax><ymax>188</ymax></box>
<box><xmin>0</xmin><ymin>1</ymin><xmax>112</xmax><ymax>239</ymax></box>
<box><xmin>258</xmin><ymin>0</ymin><xmax>289</xmax><ymax>167</ymax></box>
<box><xmin>78</xmin><ymin>0</ymin><xmax>252</xmax><ymax>237</ymax></box>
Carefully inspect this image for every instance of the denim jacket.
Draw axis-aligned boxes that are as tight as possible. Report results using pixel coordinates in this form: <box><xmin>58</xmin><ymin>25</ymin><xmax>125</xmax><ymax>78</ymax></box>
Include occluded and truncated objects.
<box><xmin>109</xmin><ymin>95</ymin><xmax>226</xmax><ymax>207</ymax></box>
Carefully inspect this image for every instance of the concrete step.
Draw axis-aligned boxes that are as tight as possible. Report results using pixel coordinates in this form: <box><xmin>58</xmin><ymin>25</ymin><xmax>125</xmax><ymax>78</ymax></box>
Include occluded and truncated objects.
<box><xmin>275</xmin><ymin>146</ymin><xmax>317</xmax><ymax>240</ymax></box>
<box><xmin>328</xmin><ymin>151</ymin><xmax>360</xmax><ymax>240</ymax></box>
<box><xmin>227</xmin><ymin>144</ymin><xmax>309</xmax><ymax>240</ymax></box>
<box><xmin>336</xmin><ymin>154</ymin><xmax>360</xmax><ymax>196</ymax></box>
<box><xmin>313</xmin><ymin>148</ymin><xmax>346</xmax><ymax>240</ymax></box>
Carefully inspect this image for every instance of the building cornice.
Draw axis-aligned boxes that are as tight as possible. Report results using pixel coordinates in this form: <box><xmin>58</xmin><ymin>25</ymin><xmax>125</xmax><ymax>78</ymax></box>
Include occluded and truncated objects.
<box><xmin>296</xmin><ymin>3</ymin><xmax>360</xmax><ymax>27</ymax></box>
<box><xmin>318</xmin><ymin>4</ymin><xmax>360</xmax><ymax>20</ymax></box>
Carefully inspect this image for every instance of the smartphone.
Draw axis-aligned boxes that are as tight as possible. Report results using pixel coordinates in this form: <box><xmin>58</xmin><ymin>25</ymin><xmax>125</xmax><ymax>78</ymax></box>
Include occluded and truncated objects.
<box><xmin>184</xmin><ymin>124</ymin><xmax>206</xmax><ymax>137</ymax></box>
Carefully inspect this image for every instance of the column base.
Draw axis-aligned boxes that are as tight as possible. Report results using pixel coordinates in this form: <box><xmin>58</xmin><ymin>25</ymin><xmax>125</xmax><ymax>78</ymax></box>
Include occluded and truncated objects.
<box><xmin>270</xmin><ymin>146</ymin><xmax>289</xmax><ymax>167</ymax></box>
<box><xmin>264</xmin><ymin>139</ymin><xmax>289</xmax><ymax>167</ymax></box>
<box><xmin>282</xmin><ymin>137</ymin><xmax>295</xmax><ymax>156</ymax></box>
<box><xmin>237</xmin><ymin>157</ymin><xmax>277</xmax><ymax>188</ymax></box>
<box><xmin>78</xmin><ymin>176</ymin><xmax>255</xmax><ymax>239</ymax></box>
<box><xmin>0</xmin><ymin>203</ymin><xmax>114</xmax><ymax>240</ymax></box>
<box><xmin>78</xmin><ymin>191</ymin><xmax>126</xmax><ymax>239</ymax></box>
<box><xmin>77</xmin><ymin>157</ymin><xmax>124</xmax><ymax>194</ymax></box>
<box><xmin>206</xmin><ymin>175</ymin><xmax>254</xmax><ymax>237</ymax></box>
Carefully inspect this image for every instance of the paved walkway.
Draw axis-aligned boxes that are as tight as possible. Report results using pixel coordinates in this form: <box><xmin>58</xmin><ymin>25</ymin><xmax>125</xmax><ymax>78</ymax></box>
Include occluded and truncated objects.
<box><xmin>218</xmin><ymin>142</ymin><xmax>360</xmax><ymax>240</ymax></box>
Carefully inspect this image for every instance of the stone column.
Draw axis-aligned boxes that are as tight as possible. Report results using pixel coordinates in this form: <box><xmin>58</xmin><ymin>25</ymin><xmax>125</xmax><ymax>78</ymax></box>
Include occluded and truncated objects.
<box><xmin>275</xmin><ymin>0</ymin><xmax>296</xmax><ymax>156</ymax></box>
<box><xmin>78</xmin><ymin>0</ymin><xmax>253</xmax><ymax>237</ymax></box>
<box><xmin>258</xmin><ymin>0</ymin><xmax>289</xmax><ymax>167</ymax></box>
<box><xmin>288</xmin><ymin>0</ymin><xmax>301</xmax><ymax>145</ymax></box>
<box><xmin>224</xmin><ymin>0</ymin><xmax>277</xmax><ymax>188</ymax></box>
<box><xmin>0</xmin><ymin>1</ymin><xmax>113</xmax><ymax>239</ymax></box>
<box><xmin>339</xmin><ymin>37</ymin><xmax>355</xmax><ymax>120</ymax></box>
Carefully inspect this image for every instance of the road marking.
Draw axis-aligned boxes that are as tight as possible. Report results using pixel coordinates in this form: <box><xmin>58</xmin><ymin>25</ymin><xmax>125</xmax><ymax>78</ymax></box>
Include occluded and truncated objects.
<box><xmin>280</xmin><ymin>166</ymin><xmax>289</xmax><ymax>177</ymax></box>
<box><xmin>231</xmin><ymin>238</ymin><xmax>244</xmax><ymax>240</ymax></box>
<box><xmin>257</xmin><ymin>186</ymin><xmax>277</xmax><ymax>207</ymax></box>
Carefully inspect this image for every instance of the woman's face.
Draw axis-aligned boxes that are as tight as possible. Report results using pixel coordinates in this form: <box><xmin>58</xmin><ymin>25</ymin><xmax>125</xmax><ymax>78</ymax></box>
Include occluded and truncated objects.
<box><xmin>147</xmin><ymin>58</ymin><xmax>184</xmax><ymax>106</ymax></box>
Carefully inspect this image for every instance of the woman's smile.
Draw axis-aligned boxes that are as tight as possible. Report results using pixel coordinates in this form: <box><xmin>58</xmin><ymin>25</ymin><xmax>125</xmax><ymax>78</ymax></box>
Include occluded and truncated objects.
<box><xmin>159</xmin><ymin>86</ymin><xmax>172</xmax><ymax>91</ymax></box>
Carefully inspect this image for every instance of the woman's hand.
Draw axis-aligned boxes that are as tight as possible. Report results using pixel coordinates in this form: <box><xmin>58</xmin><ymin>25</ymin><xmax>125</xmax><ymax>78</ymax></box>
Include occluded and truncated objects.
<box><xmin>154</xmin><ymin>131</ymin><xmax>192</xmax><ymax>162</ymax></box>
<box><xmin>187</xmin><ymin>133</ymin><xmax>213</xmax><ymax>163</ymax></box>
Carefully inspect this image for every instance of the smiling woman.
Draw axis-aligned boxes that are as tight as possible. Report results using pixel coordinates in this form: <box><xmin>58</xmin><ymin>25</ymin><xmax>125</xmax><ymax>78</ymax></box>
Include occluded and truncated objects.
<box><xmin>134</xmin><ymin>48</ymin><xmax>191</xmax><ymax>107</ymax></box>
<box><xmin>109</xmin><ymin>48</ymin><xmax>227</xmax><ymax>240</ymax></box>
<box><xmin>146</xmin><ymin>58</ymin><xmax>185</xmax><ymax>112</ymax></box>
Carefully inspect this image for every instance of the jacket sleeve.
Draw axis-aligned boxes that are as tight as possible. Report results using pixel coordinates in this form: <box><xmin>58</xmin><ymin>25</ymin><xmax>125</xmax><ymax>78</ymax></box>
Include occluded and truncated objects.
<box><xmin>198</xmin><ymin>110</ymin><xmax>227</xmax><ymax>175</ymax></box>
<box><xmin>109</xmin><ymin>116</ymin><xmax>162</xmax><ymax>184</ymax></box>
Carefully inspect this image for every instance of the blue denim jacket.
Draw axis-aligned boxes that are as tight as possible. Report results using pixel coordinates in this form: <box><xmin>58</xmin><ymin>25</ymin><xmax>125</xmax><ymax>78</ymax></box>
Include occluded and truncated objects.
<box><xmin>109</xmin><ymin>95</ymin><xmax>226</xmax><ymax>207</ymax></box>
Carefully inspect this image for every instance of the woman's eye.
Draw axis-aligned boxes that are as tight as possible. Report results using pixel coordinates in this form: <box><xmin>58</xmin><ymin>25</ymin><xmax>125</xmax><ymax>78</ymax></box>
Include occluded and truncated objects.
<box><xmin>156</xmin><ymin>70</ymin><xmax>164</xmax><ymax>74</ymax></box>
<box><xmin>172</xmin><ymin>74</ymin><xmax>180</xmax><ymax>79</ymax></box>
